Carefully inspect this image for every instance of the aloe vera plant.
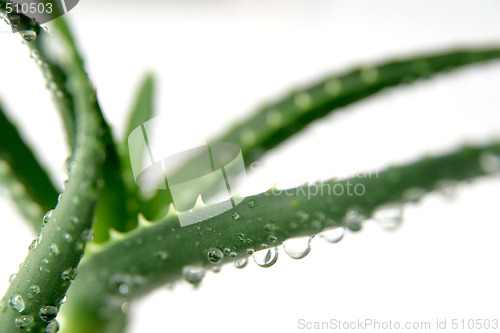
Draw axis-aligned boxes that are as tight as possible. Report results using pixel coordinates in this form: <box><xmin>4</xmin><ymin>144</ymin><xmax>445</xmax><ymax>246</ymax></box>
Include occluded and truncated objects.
<box><xmin>0</xmin><ymin>2</ymin><xmax>499</xmax><ymax>332</ymax></box>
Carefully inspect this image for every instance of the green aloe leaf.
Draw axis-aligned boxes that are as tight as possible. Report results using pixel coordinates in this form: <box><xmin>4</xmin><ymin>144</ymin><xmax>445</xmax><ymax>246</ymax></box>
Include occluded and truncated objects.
<box><xmin>0</xmin><ymin>102</ymin><xmax>59</xmax><ymax>230</ymax></box>
<box><xmin>60</xmin><ymin>142</ymin><xmax>500</xmax><ymax>333</ymax></box>
<box><xmin>143</xmin><ymin>47</ymin><xmax>500</xmax><ymax>219</ymax></box>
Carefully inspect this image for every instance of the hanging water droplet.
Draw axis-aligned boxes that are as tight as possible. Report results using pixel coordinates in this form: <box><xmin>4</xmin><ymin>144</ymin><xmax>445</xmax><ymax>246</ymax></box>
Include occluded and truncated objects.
<box><xmin>9</xmin><ymin>274</ymin><xmax>16</xmax><ymax>283</ymax></box>
<box><xmin>253</xmin><ymin>247</ymin><xmax>279</xmax><ymax>268</ymax></box>
<box><xmin>283</xmin><ymin>236</ymin><xmax>312</xmax><ymax>259</ymax></box>
<box><xmin>21</xmin><ymin>30</ymin><xmax>37</xmax><ymax>42</ymax></box>
<box><xmin>402</xmin><ymin>187</ymin><xmax>427</xmax><ymax>203</ymax></box>
<box><xmin>61</xmin><ymin>267</ymin><xmax>78</xmax><ymax>281</ymax></box>
<box><xmin>39</xmin><ymin>306</ymin><xmax>58</xmax><ymax>322</ymax></box>
<box><xmin>480</xmin><ymin>152</ymin><xmax>500</xmax><ymax>174</ymax></box>
<box><xmin>319</xmin><ymin>225</ymin><xmax>345</xmax><ymax>243</ymax></box>
<box><xmin>28</xmin><ymin>285</ymin><xmax>41</xmax><ymax>299</ymax></box>
<box><xmin>210</xmin><ymin>266</ymin><xmax>221</xmax><ymax>273</ymax></box>
<box><xmin>207</xmin><ymin>248</ymin><xmax>224</xmax><ymax>264</ymax></box>
<box><xmin>373</xmin><ymin>203</ymin><xmax>403</xmax><ymax>230</ymax></box>
<box><xmin>247</xmin><ymin>200</ymin><xmax>255</xmax><ymax>208</ymax></box>
<box><xmin>81</xmin><ymin>229</ymin><xmax>94</xmax><ymax>242</ymax></box>
<box><xmin>343</xmin><ymin>207</ymin><xmax>366</xmax><ymax>232</ymax></box>
<box><xmin>246</xmin><ymin>248</ymin><xmax>255</xmax><ymax>255</ymax></box>
<box><xmin>182</xmin><ymin>266</ymin><xmax>205</xmax><ymax>285</ymax></box>
<box><xmin>15</xmin><ymin>315</ymin><xmax>34</xmax><ymax>329</ymax></box>
<box><xmin>435</xmin><ymin>180</ymin><xmax>458</xmax><ymax>199</ymax></box>
<box><xmin>9</xmin><ymin>294</ymin><xmax>25</xmax><ymax>312</ymax></box>
<box><xmin>45</xmin><ymin>320</ymin><xmax>59</xmax><ymax>333</ymax></box>
<box><xmin>232</xmin><ymin>212</ymin><xmax>240</xmax><ymax>221</ymax></box>
<box><xmin>234</xmin><ymin>258</ymin><xmax>248</xmax><ymax>269</ymax></box>
<box><xmin>49</xmin><ymin>243</ymin><xmax>60</xmax><ymax>256</ymax></box>
<box><xmin>43</xmin><ymin>210</ymin><xmax>54</xmax><ymax>225</ymax></box>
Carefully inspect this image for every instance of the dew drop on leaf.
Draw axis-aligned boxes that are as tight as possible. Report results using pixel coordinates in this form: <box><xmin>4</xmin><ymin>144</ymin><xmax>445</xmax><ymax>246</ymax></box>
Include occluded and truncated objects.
<box><xmin>43</xmin><ymin>210</ymin><xmax>54</xmax><ymax>225</ymax></box>
<box><xmin>480</xmin><ymin>152</ymin><xmax>500</xmax><ymax>174</ymax></box>
<box><xmin>207</xmin><ymin>248</ymin><xmax>224</xmax><ymax>264</ymax></box>
<box><xmin>234</xmin><ymin>258</ymin><xmax>248</xmax><ymax>269</ymax></box>
<box><xmin>283</xmin><ymin>236</ymin><xmax>312</xmax><ymax>259</ymax></box>
<box><xmin>45</xmin><ymin>320</ymin><xmax>60</xmax><ymax>333</ymax></box>
<box><xmin>61</xmin><ymin>267</ymin><xmax>78</xmax><ymax>281</ymax></box>
<box><xmin>343</xmin><ymin>207</ymin><xmax>366</xmax><ymax>232</ymax></box>
<box><xmin>49</xmin><ymin>243</ymin><xmax>60</xmax><ymax>256</ymax></box>
<box><xmin>372</xmin><ymin>203</ymin><xmax>403</xmax><ymax>230</ymax></box>
<box><xmin>182</xmin><ymin>266</ymin><xmax>205</xmax><ymax>285</ymax></box>
<box><xmin>28</xmin><ymin>285</ymin><xmax>40</xmax><ymax>299</ymax></box>
<box><xmin>39</xmin><ymin>306</ymin><xmax>58</xmax><ymax>322</ymax></box>
<box><xmin>21</xmin><ymin>30</ymin><xmax>37</xmax><ymax>42</ymax></box>
<box><xmin>9</xmin><ymin>294</ymin><xmax>25</xmax><ymax>312</ymax></box>
<box><xmin>232</xmin><ymin>212</ymin><xmax>240</xmax><ymax>221</ymax></box>
<box><xmin>247</xmin><ymin>200</ymin><xmax>255</xmax><ymax>208</ymax></box>
<box><xmin>14</xmin><ymin>315</ymin><xmax>33</xmax><ymax>329</ymax></box>
<box><xmin>319</xmin><ymin>225</ymin><xmax>345</xmax><ymax>243</ymax></box>
<box><xmin>253</xmin><ymin>247</ymin><xmax>279</xmax><ymax>268</ymax></box>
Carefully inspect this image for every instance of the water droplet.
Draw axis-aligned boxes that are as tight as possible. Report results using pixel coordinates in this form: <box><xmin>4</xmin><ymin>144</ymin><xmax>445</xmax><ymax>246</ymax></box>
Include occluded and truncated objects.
<box><xmin>283</xmin><ymin>236</ymin><xmax>312</xmax><ymax>259</ymax></box>
<box><xmin>61</xmin><ymin>267</ymin><xmax>78</xmax><ymax>281</ymax></box>
<box><xmin>402</xmin><ymin>187</ymin><xmax>427</xmax><ymax>203</ymax></box>
<box><xmin>207</xmin><ymin>248</ymin><xmax>224</xmax><ymax>264</ymax></box>
<box><xmin>240</xmin><ymin>130</ymin><xmax>256</xmax><ymax>146</ymax></box>
<box><xmin>15</xmin><ymin>315</ymin><xmax>34</xmax><ymax>329</ymax></box>
<box><xmin>246</xmin><ymin>248</ymin><xmax>255</xmax><ymax>255</ymax></box>
<box><xmin>360</xmin><ymin>67</ymin><xmax>379</xmax><ymax>84</ymax></box>
<box><xmin>267</xmin><ymin>235</ymin><xmax>278</xmax><ymax>243</ymax></box>
<box><xmin>229</xmin><ymin>252</ymin><xmax>237</xmax><ymax>258</ymax></box>
<box><xmin>182</xmin><ymin>266</ymin><xmax>205</xmax><ymax>285</ymax></box>
<box><xmin>81</xmin><ymin>229</ymin><xmax>94</xmax><ymax>242</ymax></box>
<box><xmin>247</xmin><ymin>200</ymin><xmax>256</xmax><ymax>208</ymax></box>
<box><xmin>234</xmin><ymin>258</ymin><xmax>248</xmax><ymax>269</ymax></box>
<box><xmin>344</xmin><ymin>207</ymin><xmax>366</xmax><ymax>232</ymax></box>
<box><xmin>43</xmin><ymin>210</ymin><xmax>54</xmax><ymax>225</ymax></box>
<box><xmin>49</xmin><ymin>243</ymin><xmax>60</xmax><ymax>256</ymax></box>
<box><xmin>9</xmin><ymin>294</ymin><xmax>25</xmax><ymax>312</ymax></box>
<box><xmin>266</xmin><ymin>111</ymin><xmax>282</xmax><ymax>127</ymax></box>
<box><xmin>232</xmin><ymin>212</ymin><xmax>240</xmax><ymax>221</ymax></box>
<box><xmin>71</xmin><ymin>216</ymin><xmax>79</xmax><ymax>224</ymax></box>
<box><xmin>45</xmin><ymin>320</ymin><xmax>60</xmax><ymax>333</ymax></box>
<box><xmin>324</xmin><ymin>79</ymin><xmax>342</xmax><ymax>96</ymax></box>
<box><xmin>154</xmin><ymin>251</ymin><xmax>168</xmax><ymax>260</ymax></box>
<box><xmin>28</xmin><ymin>285</ymin><xmax>40</xmax><ymax>299</ymax></box>
<box><xmin>63</xmin><ymin>233</ymin><xmax>72</xmax><ymax>242</ymax></box>
<box><xmin>118</xmin><ymin>284</ymin><xmax>129</xmax><ymax>295</ymax></box>
<box><xmin>373</xmin><ymin>203</ymin><xmax>403</xmax><ymax>230</ymax></box>
<box><xmin>9</xmin><ymin>274</ymin><xmax>16</xmax><ymax>283</ymax></box>
<box><xmin>39</xmin><ymin>306</ymin><xmax>58</xmax><ymax>322</ymax></box>
<box><xmin>320</xmin><ymin>224</ymin><xmax>345</xmax><ymax>243</ymax></box>
<box><xmin>211</xmin><ymin>266</ymin><xmax>221</xmax><ymax>273</ymax></box>
<box><xmin>294</xmin><ymin>92</ymin><xmax>312</xmax><ymax>110</ymax></box>
<box><xmin>480</xmin><ymin>152</ymin><xmax>500</xmax><ymax>174</ymax></box>
<box><xmin>121</xmin><ymin>302</ymin><xmax>130</xmax><ymax>314</ymax></box>
<box><xmin>29</xmin><ymin>238</ymin><xmax>39</xmax><ymax>251</ymax></box>
<box><xmin>435</xmin><ymin>180</ymin><xmax>458</xmax><ymax>199</ymax></box>
<box><xmin>253</xmin><ymin>247</ymin><xmax>279</xmax><ymax>268</ymax></box>
<box><xmin>9</xmin><ymin>15</ymin><xmax>21</xmax><ymax>27</ymax></box>
<box><xmin>21</xmin><ymin>30</ymin><xmax>37</xmax><ymax>42</ymax></box>
<box><xmin>59</xmin><ymin>296</ymin><xmax>67</xmax><ymax>305</ymax></box>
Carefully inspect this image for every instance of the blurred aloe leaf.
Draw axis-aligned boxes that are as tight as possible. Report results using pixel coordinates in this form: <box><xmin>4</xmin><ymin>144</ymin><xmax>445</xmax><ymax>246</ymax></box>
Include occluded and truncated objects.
<box><xmin>0</xmin><ymin>102</ymin><xmax>58</xmax><ymax>230</ymax></box>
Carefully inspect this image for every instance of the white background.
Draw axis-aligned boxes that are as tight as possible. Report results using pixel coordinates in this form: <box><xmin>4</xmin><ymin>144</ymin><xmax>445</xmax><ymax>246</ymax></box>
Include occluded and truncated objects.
<box><xmin>1</xmin><ymin>0</ymin><xmax>500</xmax><ymax>332</ymax></box>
